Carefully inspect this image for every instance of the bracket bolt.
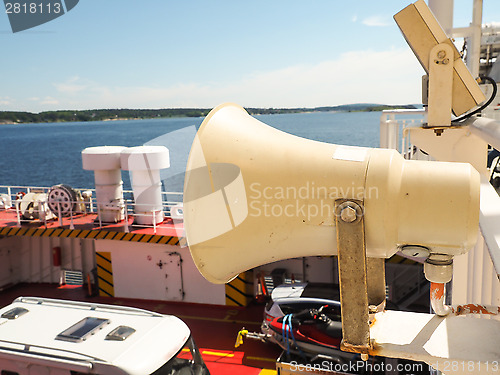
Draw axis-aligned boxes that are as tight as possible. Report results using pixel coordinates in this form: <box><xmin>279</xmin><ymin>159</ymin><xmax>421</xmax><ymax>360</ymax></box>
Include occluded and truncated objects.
<box><xmin>434</xmin><ymin>128</ymin><xmax>444</xmax><ymax>136</ymax></box>
<box><xmin>437</xmin><ymin>50</ymin><xmax>446</xmax><ymax>59</ymax></box>
<box><xmin>340</xmin><ymin>206</ymin><xmax>357</xmax><ymax>223</ymax></box>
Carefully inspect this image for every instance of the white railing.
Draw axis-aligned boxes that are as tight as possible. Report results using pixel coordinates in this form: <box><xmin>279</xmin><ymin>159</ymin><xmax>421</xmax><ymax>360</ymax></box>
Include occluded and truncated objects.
<box><xmin>0</xmin><ymin>185</ymin><xmax>184</xmax><ymax>235</ymax></box>
<box><xmin>380</xmin><ymin>110</ymin><xmax>500</xmax><ymax>307</ymax></box>
<box><xmin>379</xmin><ymin>109</ymin><xmax>426</xmax><ymax>153</ymax></box>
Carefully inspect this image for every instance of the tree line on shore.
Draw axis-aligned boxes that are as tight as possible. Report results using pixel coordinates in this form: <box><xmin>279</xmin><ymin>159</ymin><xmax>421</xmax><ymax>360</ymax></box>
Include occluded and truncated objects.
<box><xmin>0</xmin><ymin>104</ymin><xmax>417</xmax><ymax>124</ymax></box>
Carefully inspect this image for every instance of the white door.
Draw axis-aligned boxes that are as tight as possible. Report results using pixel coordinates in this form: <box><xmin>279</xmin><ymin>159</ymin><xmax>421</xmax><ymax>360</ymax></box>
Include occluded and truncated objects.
<box><xmin>162</xmin><ymin>252</ymin><xmax>184</xmax><ymax>301</ymax></box>
<box><xmin>149</xmin><ymin>251</ymin><xmax>184</xmax><ymax>301</ymax></box>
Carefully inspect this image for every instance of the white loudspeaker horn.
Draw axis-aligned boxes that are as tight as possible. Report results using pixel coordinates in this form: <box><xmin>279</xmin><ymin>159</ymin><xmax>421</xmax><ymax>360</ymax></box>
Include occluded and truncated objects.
<box><xmin>184</xmin><ymin>103</ymin><xmax>479</xmax><ymax>284</ymax></box>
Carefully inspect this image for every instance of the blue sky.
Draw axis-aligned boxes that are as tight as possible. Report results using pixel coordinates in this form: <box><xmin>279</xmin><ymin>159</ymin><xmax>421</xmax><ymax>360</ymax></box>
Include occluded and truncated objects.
<box><xmin>1</xmin><ymin>0</ymin><xmax>499</xmax><ymax>112</ymax></box>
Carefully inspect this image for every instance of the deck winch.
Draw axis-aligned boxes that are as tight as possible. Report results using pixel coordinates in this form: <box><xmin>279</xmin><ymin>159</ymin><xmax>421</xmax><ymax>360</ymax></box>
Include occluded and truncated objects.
<box><xmin>18</xmin><ymin>191</ymin><xmax>52</xmax><ymax>221</ymax></box>
<box><xmin>15</xmin><ymin>185</ymin><xmax>90</xmax><ymax>221</ymax></box>
<box><xmin>0</xmin><ymin>194</ymin><xmax>11</xmax><ymax>209</ymax></box>
<box><xmin>47</xmin><ymin>184</ymin><xmax>85</xmax><ymax>217</ymax></box>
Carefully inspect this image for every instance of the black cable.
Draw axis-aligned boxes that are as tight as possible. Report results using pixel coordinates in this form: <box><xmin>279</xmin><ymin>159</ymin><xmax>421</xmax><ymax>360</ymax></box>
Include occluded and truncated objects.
<box><xmin>452</xmin><ymin>76</ymin><xmax>497</xmax><ymax>123</ymax></box>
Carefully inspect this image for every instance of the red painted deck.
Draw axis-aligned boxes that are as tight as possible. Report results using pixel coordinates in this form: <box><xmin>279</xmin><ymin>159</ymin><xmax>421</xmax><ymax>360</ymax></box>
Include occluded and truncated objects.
<box><xmin>0</xmin><ymin>207</ymin><xmax>182</xmax><ymax>238</ymax></box>
<box><xmin>0</xmin><ymin>205</ymin><xmax>281</xmax><ymax>373</ymax></box>
<box><xmin>0</xmin><ymin>283</ymin><xmax>281</xmax><ymax>375</ymax></box>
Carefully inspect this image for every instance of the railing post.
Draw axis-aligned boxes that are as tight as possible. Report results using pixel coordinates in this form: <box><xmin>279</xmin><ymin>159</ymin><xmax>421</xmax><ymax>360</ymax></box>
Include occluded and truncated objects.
<box><xmin>97</xmin><ymin>203</ymin><xmax>102</xmax><ymax>228</ymax></box>
<box><xmin>69</xmin><ymin>203</ymin><xmax>74</xmax><ymax>230</ymax></box>
<box><xmin>380</xmin><ymin>113</ymin><xmax>389</xmax><ymax>148</ymax></box>
<box><xmin>152</xmin><ymin>209</ymin><xmax>157</xmax><ymax>234</ymax></box>
<box><xmin>124</xmin><ymin>203</ymin><xmax>129</xmax><ymax>233</ymax></box>
<box><xmin>41</xmin><ymin>198</ymin><xmax>47</xmax><ymax>228</ymax></box>
<box><xmin>15</xmin><ymin>198</ymin><xmax>21</xmax><ymax>227</ymax></box>
<box><xmin>57</xmin><ymin>202</ymin><xmax>63</xmax><ymax>227</ymax></box>
<box><xmin>385</xmin><ymin>113</ymin><xmax>400</xmax><ymax>151</ymax></box>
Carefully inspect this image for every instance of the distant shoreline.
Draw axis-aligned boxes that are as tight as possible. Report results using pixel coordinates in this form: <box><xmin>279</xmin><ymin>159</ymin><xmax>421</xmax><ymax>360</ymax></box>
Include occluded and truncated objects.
<box><xmin>0</xmin><ymin>104</ymin><xmax>417</xmax><ymax>124</ymax></box>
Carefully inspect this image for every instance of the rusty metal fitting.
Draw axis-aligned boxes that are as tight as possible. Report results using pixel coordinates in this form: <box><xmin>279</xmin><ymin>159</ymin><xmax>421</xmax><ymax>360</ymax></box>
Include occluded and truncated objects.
<box><xmin>430</xmin><ymin>282</ymin><xmax>450</xmax><ymax>316</ymax></box>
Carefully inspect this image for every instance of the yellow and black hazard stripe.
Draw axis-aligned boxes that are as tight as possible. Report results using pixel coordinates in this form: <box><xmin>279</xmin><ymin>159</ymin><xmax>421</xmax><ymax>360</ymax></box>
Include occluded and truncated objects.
<box><xmin>0</xmin><ymin>226</ymin><xmax>182</xmax><ymax>246</ymax></box>
<box><xmin>225</xmin><ymin>271</ymin><xmax>253</xmax><ymax>307</ymax></box>
<box><xmin>96</xmin><ymin>251</ymin><xmax>114</xmax><ymax>297</ymax></box>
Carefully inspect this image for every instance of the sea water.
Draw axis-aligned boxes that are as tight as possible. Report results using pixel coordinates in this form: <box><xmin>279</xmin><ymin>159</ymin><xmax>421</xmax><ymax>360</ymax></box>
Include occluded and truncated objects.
<box><xmin>0</xmin><ymin>111</ymin><xmax>381</xmax><ymax>191</ymax></box>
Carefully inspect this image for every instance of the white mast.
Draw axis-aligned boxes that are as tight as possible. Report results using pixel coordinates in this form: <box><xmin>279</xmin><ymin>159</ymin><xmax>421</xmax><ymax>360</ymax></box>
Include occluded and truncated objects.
<box><xmin>433</xmin><ymin>0</ymin><xmax>484</xmax><ymax>78</ymax></box>
<box><xmin>428</xmin><ymin>0</ymin><xmax>454</xmax><ymax>34</ymax></box>
<box><xmin>468</xmin><ymin>0</ymin><xmax>483</xmax><ymax>78</ymax></box>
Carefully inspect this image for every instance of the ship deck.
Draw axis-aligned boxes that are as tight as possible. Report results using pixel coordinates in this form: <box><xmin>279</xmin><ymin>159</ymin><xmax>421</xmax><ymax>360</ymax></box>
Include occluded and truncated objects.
<box><xmin>0</xmin><ymin>207</ymin><xmax>182</xmax><ymax>242</ymax></box>
<box><xmin>0</xmin><ymin>205</ymin><xmax>281</xmax><ymax>374</ymax></box>
<box><xmin>0</xmin><ymin>283</ymin><xmax>281</xmax><ymax>375</ymax></box>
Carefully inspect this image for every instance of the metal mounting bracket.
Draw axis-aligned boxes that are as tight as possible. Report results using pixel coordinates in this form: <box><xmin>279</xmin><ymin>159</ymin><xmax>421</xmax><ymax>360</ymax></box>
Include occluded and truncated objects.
<box><xmin>334</xmin><ymin>199</ymin><xmax>371</xmax><ymax>355</ymax></box>
<box><xmin>367</xmin><ymin>257</ymin><xmax>386</xmax><ymax>310</ymax></box>
<box><xmin>334</xmin><ymin>200</ymin><xmax>387</xmax><ymax>354</ymax></box>
<box><xmin>427</xmin><ymin>43</ymin><xmax>454</xmax><ymax>128</ymax></box>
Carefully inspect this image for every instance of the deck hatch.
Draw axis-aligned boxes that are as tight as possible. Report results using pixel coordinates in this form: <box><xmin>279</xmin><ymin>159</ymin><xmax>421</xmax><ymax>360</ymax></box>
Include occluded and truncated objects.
<box><xmin>105</xmin><ymin>326</ymin><xmax>136</xmax><ymax>341</ymax></box>
<box><xmin>1</xmin><ymin>307</ymin><xmax>28</xmax><ymax>320</ymax></box>
<box><xmin>56</xmin><ymin>317</ymin><xmax>110</xmax><ymax>342</ymax></box>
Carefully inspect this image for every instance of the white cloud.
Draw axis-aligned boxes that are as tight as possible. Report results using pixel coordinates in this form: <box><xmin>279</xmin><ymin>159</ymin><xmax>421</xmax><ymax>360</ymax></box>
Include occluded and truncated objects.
<box><xmin>362</xmin><ymin>15</ymin><xmax>391</xmax><ymax>27</ymax></box>
<box><xmin>23</xmin><ymin>96</ymin><xmax>59</xmax><ymax>107</ymax></box>
<box><xmin>40</xmin><ymin>97</ymin><xmax>59</xmax><ymax>106</ymax></box>
<box><xmin>54</xmin><ymin>76</ymin><xmax>89</xmax><ymax>94</ymax></box>
<box><xmin>40</xmin><ymin>48</ymin><xmax>423</xmax><ymax>111</ymax></box>
<box><xmin>0</xmin><ymin>96</ymin><xmax>12</xmax><ymax>106</ymax></box>
<box><xmin>225</xmin><ymin>48</ymin><xmax>423</xmax><ymax>107</ymax></box>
